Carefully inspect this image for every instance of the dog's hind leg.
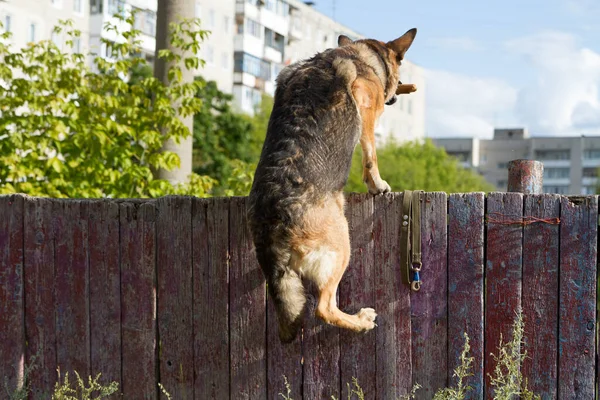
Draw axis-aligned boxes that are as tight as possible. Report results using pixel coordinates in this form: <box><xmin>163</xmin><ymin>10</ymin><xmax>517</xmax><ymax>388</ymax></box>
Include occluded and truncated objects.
<box><xmin>267</xmin><ymin>268</ymin><xmax>306</xmax><ymax>343</ymax></box>
<box><xmin>292</xmin><ymin>195</ymin><xmax>377</xmax><ymax>332</ymax></box>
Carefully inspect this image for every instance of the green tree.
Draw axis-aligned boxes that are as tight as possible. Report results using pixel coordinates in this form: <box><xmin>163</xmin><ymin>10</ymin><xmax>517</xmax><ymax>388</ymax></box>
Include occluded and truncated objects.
<box><xmin>0</xmin><ymin>16</ymin><xmax>214</xmax><ymax>198</ymax></box>
<box><xmin>345</xmin><ymin>139</ymin><xmax>495</xmax><ymax>193</ymax></box>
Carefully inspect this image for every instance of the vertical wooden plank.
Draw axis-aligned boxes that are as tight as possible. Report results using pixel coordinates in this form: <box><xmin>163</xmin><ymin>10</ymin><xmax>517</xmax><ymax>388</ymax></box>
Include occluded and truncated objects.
<box><xmin>54</xmin><ymin>200</ymin><xmax>91</xmax><ymax>378</ymax></box>
<box><xmin>484</xmin><ymin>192</ymin><xmax>523</xmax><ymax>399</ymax></box>
<box><xmin>448</xmin><ymin>193</ymin><xmax>484</xmax><ymax>399</ymax></box>
<box><xmin>0</xmin><ymin>195</ymin><xmax>24</xmax><ymax>392</ymax></box>
<box><xmin>24</xmin><ymin>197</ymin><xmax>57</xmax><ymax>397</ymax></box>
<box><xmin>120</xmin><ymin>201</ymin><xmax>157</xmax><ymax>399</ymax></box>
<box><xmin>339</xmin><ymin>193</ymin><xmax>376</xmax><ymax>398</ymax></box>
<box><xmin>89</xmin><ymin>200</ymin><xmax>121</xmax><ymax>388</ymax></box>
<box><xmin>303</xmin><ymin>296</ymin><xmax>340</xmax><ymax>400</ymax></box>
<box><xmin>156</xmin><ymin>196</ymin><xmax>194</xmax><ymax>399</ymax></box>
<box><xmin>374</xmin><ymin>193</ymin><xmax>413</xmax><ymax>398</ymax></box>
<box><xmin>558</xmin><ymin>195</ymin><xmax>597</xmax><ymax>399</ymax></box>
<box><xmin>193</xmin><ymin>198</ymin><xmax>230</xmax><ymax>399</ymax></box>
<box><xmin>229</xmin><ymin>197</ymin><xmax>267</xmax><ymax>400</ymax></box>
<box><xmin>411</xmin><ymin>192</ymin><xmax>448</xmax><ymax>399</ymax></box>
<box><xmin>522</xmin><ymin>194</ymin><xmax>559</xmax><ymax>398</ymax></box>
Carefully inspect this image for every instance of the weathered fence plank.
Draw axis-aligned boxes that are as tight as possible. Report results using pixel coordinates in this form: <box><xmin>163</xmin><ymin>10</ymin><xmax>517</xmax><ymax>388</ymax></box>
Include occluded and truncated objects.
<box><xmin>411</xmin><ymin>192</ymin><xmax>448</xmax><ymax>399</ymax></box>
<box><xmin>373</xmin><ymin>193</ymin><xmax>413</xmax><ymax>398</ymax></box>
<box><xmin>156</xmin><ymin>196</ymin><xmax>194</xmax><ymax>399</ymax></box>
<box><xmin>54</xmin><ymin>200</ymin><xmax>91</xmax><ymax>378</ymax></box>
<box><xmin>89</xmin><ymin>200</ymin><xmax>121</xmax><ymax>389</ymax></box>
<box><xmin>120</xmin><ymin>201</ymin><xmax>157</xmax><ymax>399</ymax></box>
<box><xmin>522</xmin><ymin>194</ymin><xmax>559</xmax><ymax>398</ymax></box>
<box><xmin>24</xmin><ymin>197</ymin><xmax>57</xmax><ymax>398</ymax></box>
<box><xmin>340</xmin><ymin>193</ymin><xmax>376</xmax><ymax>398</ymax></box>
<box><xmin>448</xmin><ymin>193</ymin><xmax>484</xmax><ymax>399</ymax></box>
<box><xmin>558</xmin><ymin>196</ymin><xmax>598</xmax><ymax>399</ymax></box>
<box><xmin>193</xmin><ymin>198</ymin><xmax>230</xmax><ymax>399</ymax></box>
<box><xmin>229</xmin><ymin>197</ymin><xmax>267</xmax><ymax>400</ymax></box>
<box><xmin>0</xmin><ymin>195</ymin><xmax>24</xmax><ymax>393</ymax></box>
<box><xmin>484</xmin><ymin>192</ymin><xmax>523</xmax><ymax>399</ymax></box>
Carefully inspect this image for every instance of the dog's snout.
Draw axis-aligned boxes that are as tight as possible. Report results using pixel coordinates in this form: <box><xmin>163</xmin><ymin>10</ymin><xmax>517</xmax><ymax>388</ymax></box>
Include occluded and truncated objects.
<box><xmin>385</xmin><ymin>95</ymin><xmax>397</xmax><ymax>106</ymax></box>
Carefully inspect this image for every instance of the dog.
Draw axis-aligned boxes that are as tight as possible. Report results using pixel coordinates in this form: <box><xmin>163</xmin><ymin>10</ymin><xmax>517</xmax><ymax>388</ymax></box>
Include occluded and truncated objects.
<box><xmin>247</xmin><ymin>28</ymin><xmax>418</xmax><ymax>343</ymax></box>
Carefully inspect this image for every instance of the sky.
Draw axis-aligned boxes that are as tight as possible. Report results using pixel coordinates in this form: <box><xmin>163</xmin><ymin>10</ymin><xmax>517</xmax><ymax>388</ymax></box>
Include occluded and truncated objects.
<box><xmin>313</xmin><ymin>0</ymin><xmax>600</xmax><ymax>138</ymax></box>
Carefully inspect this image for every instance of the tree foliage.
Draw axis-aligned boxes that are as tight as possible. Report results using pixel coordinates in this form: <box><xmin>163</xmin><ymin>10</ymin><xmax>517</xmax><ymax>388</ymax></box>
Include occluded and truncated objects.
<box><xmin>0</xmin><ymin>15</ymin><xmax>214</xmax><ymax>198</ymax></box>
<box><xmin>345</xmin><ymin>139</ymin><xmax>495</xmax><ymax>193</ymax></box>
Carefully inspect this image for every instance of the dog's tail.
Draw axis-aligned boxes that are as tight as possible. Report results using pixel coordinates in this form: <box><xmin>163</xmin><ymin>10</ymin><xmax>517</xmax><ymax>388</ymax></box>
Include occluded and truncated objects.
<box><xmin>258</xmin><ymin>247</ymin><xmax>306</xmax><ymax>343</ymax></box>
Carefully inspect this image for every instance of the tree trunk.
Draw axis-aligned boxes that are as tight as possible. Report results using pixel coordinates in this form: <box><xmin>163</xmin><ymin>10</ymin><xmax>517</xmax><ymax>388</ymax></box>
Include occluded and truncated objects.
<box><xmin>154</xmin><ymin>0</ymin><xmax>195</xmax><ymax>184</ymax></box>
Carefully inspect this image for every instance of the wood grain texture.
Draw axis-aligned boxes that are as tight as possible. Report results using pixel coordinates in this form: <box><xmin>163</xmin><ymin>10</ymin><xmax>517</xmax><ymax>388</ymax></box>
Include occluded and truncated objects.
<box><xmin>522</xmin><ymin>194</ymin><xmax>559</xmax><ymax>398</ymax></box>
<box><xmin>484</xmin><ymin>192</ymin><xmax>523</xmax><ymax>399</ymax></box>
<box><xmin>373</xmin><ymin>193</ymin><xmax>413</xmax><ymax>398</ymax></box>
<box><xmin>0</xmin><ymin>195</ymin><xmax>24</xmax><ymax>392</ymax></box>
<box><xmin>24</xmin><ymin>197</ymin><xmax>57</xmax><ymax>398</ymax></box>
<box><xmin>88</xmin><ymin>200</ymin><xmax>121</xmax><ymax>388</ymax></box>
<box><xmin>411</xmin><ymin>192</ymin><xmax>448</xmax><ymax>399</ymax></box>
<box><xmin>120</xmin><ymin>201</ymin><xmax>157</xmax><ymax>399</ymax></box>
<box><xmin>558</xmin><ymin>195</ymin><xmax>597</xmax><ymax>399</ymax></box>
<box><xmin>229</xmin><ymin>197</ymin><xmax>267</xmax><ymax>400</ymax></box>
<box><xmin>448</xmin><ymin>193</ymin><xmax>485</xmax><ymax>399</ymax></box>
<box><xmin>156</xmin><ymin>196</ymin><xmax>194</xmax><ymax>399</ymax></box>
<box><xmin>193</xmin><ymin>198</ymin><xmax>230</xmax><ymax>399</ymax></box>
<box><xmin>340</xmin><ymin>193</ymin><xmax>376</xmax><ymax>398</ymax></box>
<box><xmin>54</xmin><ymin>200</ymin><xmax>91</xmax><ymax>378</ymax></box>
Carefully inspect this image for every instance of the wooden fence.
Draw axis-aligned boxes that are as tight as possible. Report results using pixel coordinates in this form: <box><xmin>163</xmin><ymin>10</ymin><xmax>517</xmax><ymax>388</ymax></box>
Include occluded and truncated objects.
<box><xmin>0</xmin><ymin>192</ymin><xmax>597</xmax><ymax>399</ymax></box>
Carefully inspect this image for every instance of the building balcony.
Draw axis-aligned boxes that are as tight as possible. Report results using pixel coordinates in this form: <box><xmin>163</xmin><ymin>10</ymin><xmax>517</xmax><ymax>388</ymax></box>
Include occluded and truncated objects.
<box><xmin>263</xmin><ymin>46</ymin><xmax>282</xmax><ymax>64</ymax></box>
<box><xmin>234</xmin><ymin>34</ymin><xmax>263</xmax><ymax>59</ymax></box>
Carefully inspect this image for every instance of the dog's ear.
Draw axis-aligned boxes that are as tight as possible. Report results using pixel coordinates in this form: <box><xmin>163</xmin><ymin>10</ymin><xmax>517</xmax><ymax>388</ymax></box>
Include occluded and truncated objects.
<box><xmin>338</xmin><ymin>35</ymin><xmax>353</xmax><ymax>47</ymax></box>
<box><xmin>386</xmin><ymin>28</ymin><xmax>417</xmax><ymax>60</ymax></box>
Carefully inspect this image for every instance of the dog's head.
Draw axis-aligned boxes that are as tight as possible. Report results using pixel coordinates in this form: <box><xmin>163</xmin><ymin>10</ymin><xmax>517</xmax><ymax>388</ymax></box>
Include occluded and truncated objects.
<box><xmin>338</xmin><ymin>28</ymin><xmax>417</xmax><ymax>106</ymax></box>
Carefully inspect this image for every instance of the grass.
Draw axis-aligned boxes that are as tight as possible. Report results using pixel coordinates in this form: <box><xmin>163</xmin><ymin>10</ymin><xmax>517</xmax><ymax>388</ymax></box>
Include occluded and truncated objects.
<box><xmin>279</xmin><ymin>309</ymin><xmax>540</xmax><ymax>400</ymax></box>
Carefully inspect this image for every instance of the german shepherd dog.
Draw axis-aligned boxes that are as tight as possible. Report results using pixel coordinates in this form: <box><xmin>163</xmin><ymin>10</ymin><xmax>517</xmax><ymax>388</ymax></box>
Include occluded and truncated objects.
<box><xmin>247</xmin><ymin>29</ymin><xmax>418</xmax><ymax>343</ymax></box>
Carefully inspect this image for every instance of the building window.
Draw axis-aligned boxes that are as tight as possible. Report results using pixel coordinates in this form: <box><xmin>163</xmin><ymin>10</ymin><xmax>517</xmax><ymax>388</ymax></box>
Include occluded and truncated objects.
<box><xmin>498</xmin><ymin>180</ymin><xmax>508</xmax><ymax>189</ymax></box>
<box><xmin>265</xmin><ymin>28</ymin><xmax>284</xmax><ymax>52</ymax></box>
<box><xmin>51</xmin><ymin>31</ymin><xmax>61</xmax><ymax>48</ymax></box>
<box><xmin>29</xmin><ymin>23</ymin><xmax>36</xmax><ymax>42</ymax></box>
<box><xmin>244</xmin><ymin>87</ymin><xmax>262</xmax><ymax>109</ymax></box>
<box><xmin>107</xmin><ymin>0</ymin><xmax>125</xmax><ymax>16</ymax></box>
<box><xmin>448</xmin><ymin>151</ymin><xmax>470</xmax><ymax>162</ymax></box>
<box><xmin>407</xmin><ymin>100</ymin><xmax>412</xmax><ymax>114</ymax></box>
<box><xmin>582</xmin><ymin>186</ymin><xmax>596</xmax><ymax>195</ymax></box>
<box><xmin>144</xmin><ymin>11</ymin><xmax>156</xmax><ymax>36</ymax></box>
<box><xmin>544</xmin><ymin>167</ymin><xmax>570</xmax><ymax>179</ymax></box>
<box><xmin>234</xmin><ymin>52</ymin><xmax>271</xmax><ymax>80</ymax></box>
<box><xmin>208</xmin><ymin>9</ymin><xmax>215</xmax><ymax>28</ymax></box>
<box><xmin>195</xmin><ymin>2</ymin><xmax>202</xmax><ymax>19</ymax></box>
<box><xmin>223</xmin><ymin>16</ymin><xmax>230</xmax><ymax>33</ymax></box>
<box><xmin>584</xmin><ymin>149</ymin><xmax>600</xmax><ymax>159</ymax></box>
<box><xmin>73</xmin><ymin>37</ymin><xmax>81</xmax><ymax>53</ymax></box>
<box><xmin>241</xmin><ymin>18</ymin><xmax>262</xmax><ymax>38</ymax></box>
<box><xmin>582</xmin><ymin>167</ymin><xmax>598</xmax><ymax>178</ymax></box>
<box><xmin>543</xmin><ymin>185</ymin><xmax>569</xmax><ymax>194</ymax></box>
<box><xmin>90</xmin><ymin>0</ymin><xmax>103</xmax><ymax>14</ymax></box>
<box><xmin>205</xmin><ymin>45</ymin><xmax>214</xmax><ymax>65</ymax></box>
<box><xmin>74</xmin><ymin>0</ymin><xmax>83</xmax><ymax>13</ymax></box>
<box><xmin>222</xmin><ymin>52</ymin><xmax>230</xmax><ymax>69</ymax></box>
<box><xmin>534</xmin><ymin>149</ymin><xmax>570</xmax><ymax>161</ymax></box>
<box><xmin>4</xmin><ymin>14</ymin><xmax>11</xmax><ymax>33</ymax></box>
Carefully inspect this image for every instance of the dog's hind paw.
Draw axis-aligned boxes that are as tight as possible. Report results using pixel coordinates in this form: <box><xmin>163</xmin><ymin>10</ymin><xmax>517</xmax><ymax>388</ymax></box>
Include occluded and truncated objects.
<box><xmin>356</xmin><ymin>307</ymin><xmax>377</xmax><ymax>331</ymax></box>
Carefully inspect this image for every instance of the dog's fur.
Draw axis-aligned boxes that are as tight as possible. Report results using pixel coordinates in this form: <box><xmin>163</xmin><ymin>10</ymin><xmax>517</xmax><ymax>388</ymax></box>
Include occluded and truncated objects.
<box><xmin>247</xmin><ymin>29</ymin><xmax>418</xmax><ymax>343</ymax></box>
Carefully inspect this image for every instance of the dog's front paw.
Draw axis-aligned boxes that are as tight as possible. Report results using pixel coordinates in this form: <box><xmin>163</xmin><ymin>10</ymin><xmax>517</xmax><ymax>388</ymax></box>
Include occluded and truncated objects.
<box><xmin>368</xmin><ymin>179</ymin><xmax>391</xmax><ymax>195</ymax></box>
<box><xmin>356</xmin><ymin>307</ymin><xmax>377</xmax><ymax>331</ymax></box>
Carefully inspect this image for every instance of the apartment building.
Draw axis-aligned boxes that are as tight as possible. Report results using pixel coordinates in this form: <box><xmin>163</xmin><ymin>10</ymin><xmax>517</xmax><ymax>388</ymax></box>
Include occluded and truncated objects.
<box><xmin>0</xmin><ymin>0</ymin><xmax>90</xmax><ymax>52</ymax></box>
<box><xmin>433</xmin><ymin>128</ymin><xmax>600</xmax><ymax>195</ymax></box>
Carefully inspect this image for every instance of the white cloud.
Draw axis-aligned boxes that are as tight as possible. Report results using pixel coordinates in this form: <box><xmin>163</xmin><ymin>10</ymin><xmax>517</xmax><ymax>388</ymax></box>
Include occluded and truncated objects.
<box><xmin>425</xmin><ymin>69</ymin><xmax>518</xmax><ymax>138</ymax></box>
<box><xmin>426</xmin><ymin>37</ymin><xmax>483</xmax><ymax>52</ymax></box>
<box><xmin>426</xmin><ymin>30</ymin><xmax>600</xmax><ymax>138</ymax></box>
<box><xmin>505</xmin><ymin>31</ymin><xmax>600</xmax><ymax>135</ymax></box>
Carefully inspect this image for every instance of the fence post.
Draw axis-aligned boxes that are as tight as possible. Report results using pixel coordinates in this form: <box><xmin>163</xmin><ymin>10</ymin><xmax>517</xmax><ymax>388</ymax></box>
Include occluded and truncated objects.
<box><xmin>507</xmin><ymin>159</ymin><xmax>543</xmax><ymax>194</ymax></box>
